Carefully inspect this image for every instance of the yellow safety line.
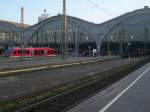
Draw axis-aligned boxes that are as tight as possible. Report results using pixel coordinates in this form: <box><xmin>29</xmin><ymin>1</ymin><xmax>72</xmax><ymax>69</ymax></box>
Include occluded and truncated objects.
<box><xmin>0</xmin><ymin>58</ymin><xmax>113</xmax><ymax>75</ymax></box>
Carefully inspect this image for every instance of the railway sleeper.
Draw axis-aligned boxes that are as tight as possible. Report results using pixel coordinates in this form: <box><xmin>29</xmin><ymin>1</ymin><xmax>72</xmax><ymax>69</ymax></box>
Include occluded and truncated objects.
<box><xmin>15</xmin><ymin>58</ymin><xmax>149</xmax><ymax>112</ymax></box>
<box><xmin>53</xmin><ymin>100</ymin><xmax>75</xmax><ymax>105</ymax></box>
<box><xmin>36</xmin><ymin>103</ymin><xmax>69</xmax><ymax>111</ymax></box>
<box><xmin>36</xmin><ymin>106</ymin><xmax>61</xmax><ymax>112</ymax></box>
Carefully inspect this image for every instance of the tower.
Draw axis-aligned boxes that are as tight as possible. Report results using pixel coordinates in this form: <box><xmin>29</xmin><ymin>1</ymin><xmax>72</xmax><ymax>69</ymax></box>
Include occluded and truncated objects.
<box><xmin>20</xmin><ymin>7</ymin><xmax>24</xmax><ymax>24</ymax></box>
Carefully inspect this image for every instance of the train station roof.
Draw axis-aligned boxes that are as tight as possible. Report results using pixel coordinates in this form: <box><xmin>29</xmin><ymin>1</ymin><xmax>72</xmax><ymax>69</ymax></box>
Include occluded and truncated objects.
<box><xmin>24</xmin><ymin>6</ymin><xmax>150</xmax><ymax>44</ymax></box>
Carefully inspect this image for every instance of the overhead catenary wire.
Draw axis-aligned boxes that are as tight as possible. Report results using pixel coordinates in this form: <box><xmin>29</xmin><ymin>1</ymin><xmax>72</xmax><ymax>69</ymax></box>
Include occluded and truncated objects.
<box><xmin>85</xmin><ymin>0</ymin><xmax>114</xmax><ymax>17</ymax></box>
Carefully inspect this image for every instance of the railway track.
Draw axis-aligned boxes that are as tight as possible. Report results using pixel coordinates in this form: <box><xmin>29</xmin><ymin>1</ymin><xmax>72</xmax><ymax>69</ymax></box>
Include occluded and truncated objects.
<box><xmin>0</xmin><ymin>56</ymin><xmax>119</xmax><ymax>77</ymax></box>
<box><xmin>15</xmin><ymin>58</ymin><xmax>149</xmax><ymax>112</ymax></box>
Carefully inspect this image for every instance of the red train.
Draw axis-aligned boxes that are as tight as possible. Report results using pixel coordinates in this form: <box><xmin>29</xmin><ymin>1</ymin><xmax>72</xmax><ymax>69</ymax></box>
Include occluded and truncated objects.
<box><xmin>9</xmin><ymin>47</ymin><xmax>56</xmax><ymax>57</ymax></box>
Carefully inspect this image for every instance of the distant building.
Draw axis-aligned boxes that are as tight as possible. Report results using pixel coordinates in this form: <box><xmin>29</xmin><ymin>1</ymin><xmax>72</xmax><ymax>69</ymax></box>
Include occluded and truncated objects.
<box><xmin>0</xmin><ymin>20</ymin><xmax>30</xmax><ymax>48</ymax></box>
<box><xmin>38</xmin><ymin>9</ymin><xmax>49</xmax><ymax>23</ymax></box>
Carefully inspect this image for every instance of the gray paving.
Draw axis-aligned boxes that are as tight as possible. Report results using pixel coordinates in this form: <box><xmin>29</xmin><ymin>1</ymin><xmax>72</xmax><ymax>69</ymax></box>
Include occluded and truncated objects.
<box><xmin>66</xmin><ymin>61</ymin><xmax>150</xmax><ymax>112</ymax></box>
<box><xmin>0</xmin><ymin>58</ymin><xmax>140</xmax><ymax>102</ymax></box>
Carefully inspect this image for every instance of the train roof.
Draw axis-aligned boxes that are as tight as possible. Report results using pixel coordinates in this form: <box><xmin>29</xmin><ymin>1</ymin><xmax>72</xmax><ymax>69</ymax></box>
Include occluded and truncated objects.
<box><xmin>12</xmin><ymin>47</ymin><xmax>54</xmax><ymax>50</ymax></box>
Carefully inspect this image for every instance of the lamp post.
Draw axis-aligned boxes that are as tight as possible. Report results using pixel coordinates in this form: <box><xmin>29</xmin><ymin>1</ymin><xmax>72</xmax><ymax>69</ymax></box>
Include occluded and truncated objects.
<box><xmin>11</xmin><ymin>30</ymin><xmax>14</xmax><ymax>48</ymax></box>
<box><xmin>128</xmin><ymin>35</ymin><xmax>134</xmax><ymax>46</ymax></box>
<box><xmin>20</xmin><ymin>30</ymin><xmax>24</xmax><ymax>57</ymax></box>
<box><xmin>108</xmin><ymin>35</ymin><xmax>113</xmax><ymax>56</ymax></box>
<box><xmin>97</xmin><ymin>45</ymin><xmax>100</xmax><ymax>56</ymax></box>
<box><xmin>119</xmin><ymin>30</ymin><xmax>125</xmax><ymax>56</ymax></box>
<box><xmin>144</xmin><ymin>27</ymin><xmax>148</xmax><ymax>55</ymax></box>
<box><xmin>88</xmin><ymin>46</ymin><xmax>91</xmax><ymax>56</ymax></box>
<box><xmin>86</xmin><ymin>36</ymin><xmax>91</xmax><ymax>56</ymax></box>
<box><xmin>128</xmin><ymin>35</ymin><xmax>134</xmax><ymax>60</ymax></box>
<box><xmin>63</xmin><ymin>0</ymin><xmax>67</xmax><ymax>57</ymax></box>
<box><xmin>20</xmin><ymin>7</ymin><xmax>25</xmax><ymax>58</ymax></box>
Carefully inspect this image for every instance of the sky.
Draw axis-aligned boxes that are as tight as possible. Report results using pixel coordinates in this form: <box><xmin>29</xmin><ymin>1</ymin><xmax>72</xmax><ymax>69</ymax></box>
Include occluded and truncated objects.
<box><xmin>0</xmin><ymin>0</ymin><xmax>150</xmax><ymax>25</ymax></box>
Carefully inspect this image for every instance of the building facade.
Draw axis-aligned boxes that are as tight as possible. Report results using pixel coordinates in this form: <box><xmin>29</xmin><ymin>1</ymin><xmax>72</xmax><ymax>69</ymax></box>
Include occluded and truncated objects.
<box><xmin>24</xmin><ymin>15</ymin><xmax>98</xmax><ymax>55</ymax></box>
<box><xmin>24</xmin><ymin>6</ymin><xmax>150</xmax><ymax>56</ymax></box>
<box><xmin>0</xmin><ymin>20</ymin><xmax>29</xmax><ymax>48</ymax></box>
<box><xmin>1</xmin><ymin>6</ymin><xmax>150</xmax><ymax>56</ymax></box>
<box><xmin>100</xmin><ymin>6</ymin><xmax>150</xmax><ymax>56</ymax></box>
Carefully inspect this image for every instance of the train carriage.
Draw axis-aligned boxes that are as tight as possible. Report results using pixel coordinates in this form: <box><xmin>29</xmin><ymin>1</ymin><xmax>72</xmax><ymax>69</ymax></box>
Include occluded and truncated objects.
<box><xmin>10</xmin><ymin>47</ymin><xmax>56</xmax><ymax>57</ymax></box>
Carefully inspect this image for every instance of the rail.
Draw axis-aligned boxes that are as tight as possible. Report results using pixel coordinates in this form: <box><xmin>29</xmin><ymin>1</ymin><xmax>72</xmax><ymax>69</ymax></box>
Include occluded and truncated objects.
<box><xmin>15</xmin><ymin>58</ymin><xmax>149</xmax><ymax>112</ymax></box>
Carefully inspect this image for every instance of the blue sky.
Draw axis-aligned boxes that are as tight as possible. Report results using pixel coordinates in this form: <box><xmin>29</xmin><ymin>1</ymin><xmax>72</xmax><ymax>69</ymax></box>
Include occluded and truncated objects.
<box><xmin>0</xmin><ymin>0</ymin><xmax>150</xmax><ymax>25</ymax></box>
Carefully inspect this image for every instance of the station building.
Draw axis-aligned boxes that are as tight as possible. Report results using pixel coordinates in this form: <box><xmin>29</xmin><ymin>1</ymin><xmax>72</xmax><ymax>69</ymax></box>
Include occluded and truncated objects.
<box><xmin>100</xmin><ymin>6</ymin><xmax>150</xmax><ymax>56</ymax></box>
<box><xmin>24</xmin><ymin>15</ymin><xmax>98</xmax><ymax>55</ymax></box>
<box><xmin>0</xmin><ymin>20</ymin><xmax>29</xmax><ymax>47</ymax></box>
<box><xmin>24</xmin><ymin>6</ymin><xmax>150</xmax><ymax>56</ymax></box>
<box><xmin>0</xmin><ymin>20</ymin><xmax>29</xmax><ymax>54</ymax></box>
<box><xmin>1</xmin><ymin>6</ymin><xmax>150</xmax><ymax>56</ymax></box>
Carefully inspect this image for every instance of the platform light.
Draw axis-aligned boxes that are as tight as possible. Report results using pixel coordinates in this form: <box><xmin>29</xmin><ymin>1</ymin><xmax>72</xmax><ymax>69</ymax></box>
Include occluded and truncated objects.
<box><xmin>128</xmin><ymin>35</ymin><xmax>134</xmax><ymax>45</ymax></box>
<box><xmin>86</xmin><ymin>36</ymin><xmax>89</xmax><ymax>40</ymax></box>
<box><xmin>130</xmin><ymin>35</ymin><xmax>134</xmax><ymax>40</ymax></box>
<box><xmin>110</xmin><ymin>35</ymin><xmax>114</xmax><ymax>40</ymax></box>
<box><xmin>68</xmin><ymin>37</ymin><xmax>71</xmax><ymax>41</ymax></box>
<box><xmin>108</xmin><ymin>35</ymin><xmax>114</xmax><ymax>56</ymax></box>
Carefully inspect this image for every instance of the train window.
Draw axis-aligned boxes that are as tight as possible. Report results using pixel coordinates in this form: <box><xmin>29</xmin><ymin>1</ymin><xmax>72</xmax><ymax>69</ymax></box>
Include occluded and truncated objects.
<box><xmin>54</xmin><ymin>50</ymin><xmax>56</xmax><ymax>54</ymax></box>
<box><xmin>18</xmin><ymin>50</ymin><xmax>20</xmax><ymax>54</ymax></box>
<box><xmin>38</xmin><ymin>50</ymin><xmax>41</xmax><ymax>55</ymax></box>
<box><xmin>48</xmin><ymin>50</ymin><xmax>51</xmax><ymax>54</ymax></box>
<box><xmin>51</xmin><ymin>50</ymin><xmax>54</xmax><ymax>54</ymax></box>
<box><xmin>13</xmin><ymin>51</ymin><xmax>17</xmax><ymax>54</ymax></box>
<box><xmin>39</xmin><ymin>50</ymin><xmax>41</xmax><ymax>55</ymax></box>
<box><xmin>34</xmin><ymin>50</ymin><xmax>38</xmax><ymax>55</ymax></box>
<box><xmin>18</xmin><ymin>50</ymin><xmax>26</xmax><ymax>54</ymax></box>
<box><xmin>41</xmin><ymin>50</ymin><xmax>44</xmax><ymax>55</ymax></box>
<box><xmin>18</xmin><ymin>50</ymin><xmax>21</xmax><ymax>54</ymax></box>
<box><xmin>26</xmin><ymin>50</ymin><xmax>29</xmax><ymax>54</ymax></box>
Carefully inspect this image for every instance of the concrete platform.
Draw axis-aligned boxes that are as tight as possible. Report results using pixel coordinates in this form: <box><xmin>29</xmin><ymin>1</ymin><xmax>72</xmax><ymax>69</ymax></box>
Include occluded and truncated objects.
<box><xmin>66</xmin><ymin>62</ymin><xmax>150</xmax><ymax>112</ymax></box>
<box><xmin>0</xmin><ymin>56</ymin><xmax>118</xmax><ymax>71</ymax></box>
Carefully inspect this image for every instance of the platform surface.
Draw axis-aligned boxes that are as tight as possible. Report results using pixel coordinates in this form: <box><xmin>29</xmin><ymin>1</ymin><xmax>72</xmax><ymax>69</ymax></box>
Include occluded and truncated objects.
<box><xmin>67</xmin><ymin>62</ymin><xmax>150</xmax><ymax>112</ymax></box>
